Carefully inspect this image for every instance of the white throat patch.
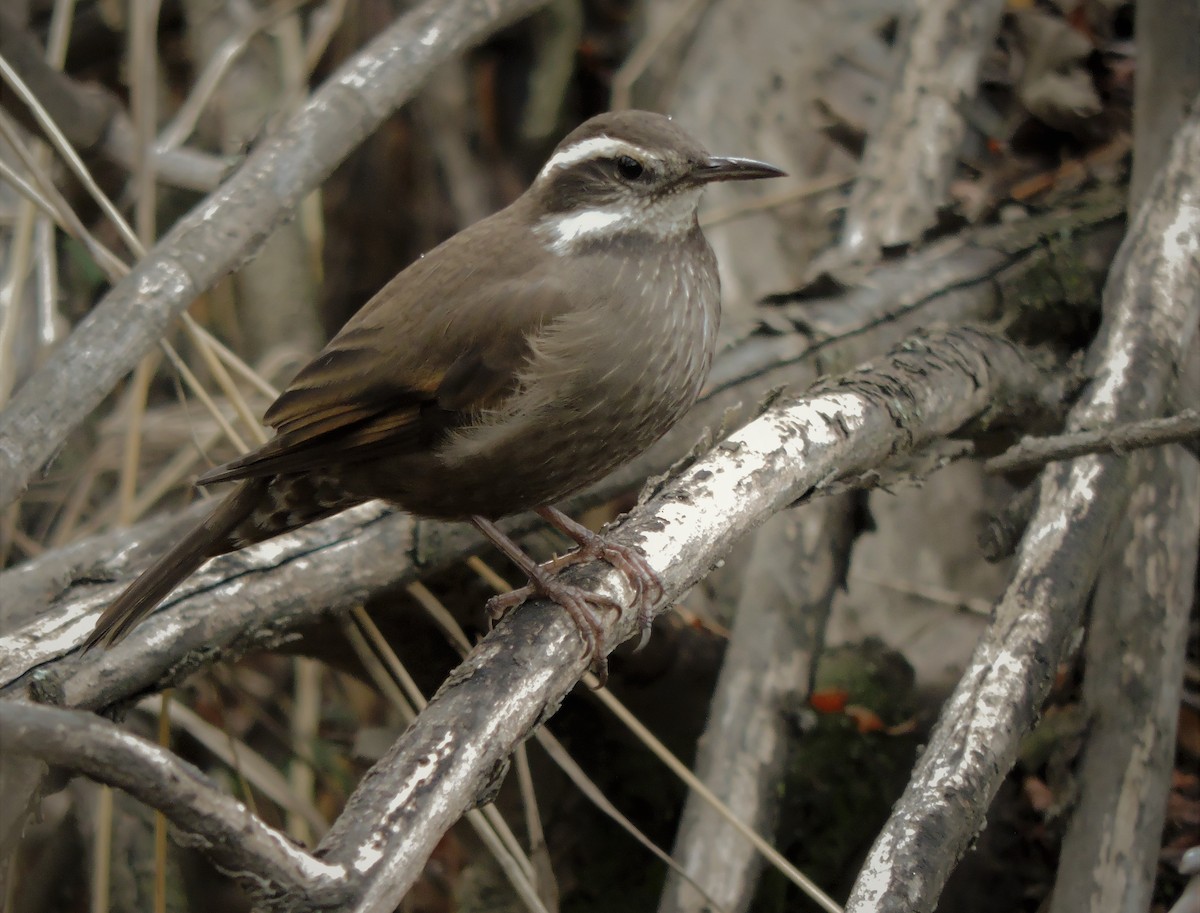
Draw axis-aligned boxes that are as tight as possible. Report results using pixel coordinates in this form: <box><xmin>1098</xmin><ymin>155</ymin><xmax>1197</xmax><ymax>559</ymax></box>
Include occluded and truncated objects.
<box><xmin>537</xmin><ymin>207</ymin><xmax>632</xmax><ymax>252</ymax></box>
<box><xmin>535</xmin><ymin>187</ymin><xmax>703</xmax><ymax>255</ymax></box>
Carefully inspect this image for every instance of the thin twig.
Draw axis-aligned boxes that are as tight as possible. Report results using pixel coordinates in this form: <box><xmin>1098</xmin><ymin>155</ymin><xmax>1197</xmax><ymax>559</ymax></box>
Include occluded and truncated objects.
<box><xmin>984</xmin><ymin>409</ymin><xmax>1200</xmax><ymax>474</ymax></box>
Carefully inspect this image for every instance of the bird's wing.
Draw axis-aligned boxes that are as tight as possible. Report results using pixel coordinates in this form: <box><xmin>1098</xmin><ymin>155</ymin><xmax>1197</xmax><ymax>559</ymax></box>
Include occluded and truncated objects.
<box><xmin>197</xmin><ymin>275</ymin><xmax>572</xmax><ymax>485</ymax></box>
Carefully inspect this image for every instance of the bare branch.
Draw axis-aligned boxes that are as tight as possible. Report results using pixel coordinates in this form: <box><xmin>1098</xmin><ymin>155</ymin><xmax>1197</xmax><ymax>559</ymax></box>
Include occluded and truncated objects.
<box><xmin>1050</xmin><ymin>442</ymin><xmax>1199</xmax><ymax>912</ymax></box>
<box><xmin>844</xmin><ymin>95</ymin><xmax>1200</xmax><ymax>913</ymax></box>
<box><xmin>1048</xmin><ymin>11</ymin><xmax>1200</xmax><ymax>909</ymax></box>
<box><xmin>838</xmin><ymin>0</ymin><xmax>1007</xmax><ymax>257</ymax></box>
<box><xmin>977</xmin><ymin>482</ymin><xmax>1037</xmax><ymax>562</ymax></box>
<box><xmin>3</xmin><ymin>325</ymin><xmax>1059</xmax><ymax>910</ymax></box>
<box><xmin>0</xmin><ymin>0</ymin><xmax>549</xmax><ymax>511</ymax></box>
<box><xmin>1130</xmin><ymin>0</ymin><xmax>1200</xmax><ymax>203</ymax></box>
<box><xmin>0</xmin><ymin>701</ymin><xmax>352</xmax><ymax>909</ymax></box>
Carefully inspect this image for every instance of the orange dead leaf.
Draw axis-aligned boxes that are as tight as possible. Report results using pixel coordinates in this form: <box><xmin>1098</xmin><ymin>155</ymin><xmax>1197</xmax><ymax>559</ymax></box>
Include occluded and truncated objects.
<box><xmin>809</xmin><ymin>688</ymin><xmax>850</xmax><ymax>714</ymax></box>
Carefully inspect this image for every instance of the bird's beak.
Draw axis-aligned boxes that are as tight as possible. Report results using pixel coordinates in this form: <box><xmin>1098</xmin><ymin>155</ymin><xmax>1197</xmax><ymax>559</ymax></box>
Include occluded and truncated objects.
<box><xmin>693</xmin><ymin>155</ymin><xmax>787</xmax><ymax>183</ymax></box>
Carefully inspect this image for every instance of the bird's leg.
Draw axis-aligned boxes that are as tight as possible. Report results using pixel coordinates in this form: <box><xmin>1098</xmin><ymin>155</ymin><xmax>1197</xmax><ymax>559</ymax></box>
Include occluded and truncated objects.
<box><xmin>472</xmin><ymin>516</ymin><xmax>620</xmax><ymax>682</ymax></box>
<box><xmin>536</xmin><ymin>506</ymin><xmax>664</xmax><ymax>649</ymax></box>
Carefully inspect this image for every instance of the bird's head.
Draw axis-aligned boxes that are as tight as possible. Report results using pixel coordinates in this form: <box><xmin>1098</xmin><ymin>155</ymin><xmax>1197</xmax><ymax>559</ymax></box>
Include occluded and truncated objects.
<box><xmin>529</xmin><ymin>111</ymin><xmax>785</xmax><ymax>254</ymax></box>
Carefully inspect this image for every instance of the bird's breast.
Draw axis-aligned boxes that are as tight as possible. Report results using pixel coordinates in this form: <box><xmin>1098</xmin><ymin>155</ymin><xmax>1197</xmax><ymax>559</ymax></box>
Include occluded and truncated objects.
<box><xmin>428</xmin><ymin>239</ymin><xmax>720</xmax><ymax>516</ymax></box>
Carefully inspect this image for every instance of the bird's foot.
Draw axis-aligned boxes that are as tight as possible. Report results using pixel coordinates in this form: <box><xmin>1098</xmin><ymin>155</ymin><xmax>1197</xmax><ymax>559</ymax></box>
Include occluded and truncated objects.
<box><xmin>486</xmin><ymin>571</ymin><xmax>621</xmax><ymax>684</ymax></box>
<box><xmin>536</xmin><ymin>507</ymin><xmax>664</xmax><ymax>650</ymax></box>
<box><xmin>473</xmin><ymin>511</ymin><xmax>664</xmax><ymax>685</ymax></box>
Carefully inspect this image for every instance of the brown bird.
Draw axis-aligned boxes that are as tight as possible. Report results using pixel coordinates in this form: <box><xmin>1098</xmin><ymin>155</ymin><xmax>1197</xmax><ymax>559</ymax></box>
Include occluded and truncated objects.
<box><xmin>84</xmin><ymin>110</ymin><xmax>784</xmax><ymax>663</ymax></box>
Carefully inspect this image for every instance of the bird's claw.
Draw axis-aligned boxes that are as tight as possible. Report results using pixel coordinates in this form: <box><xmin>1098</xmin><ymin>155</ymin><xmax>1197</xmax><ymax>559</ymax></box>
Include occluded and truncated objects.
<box><xmin>485</xmin><ymin>537</ymin><xmax>662</xmax><ymax>684</ymax></box>
<box><xmin>487</xmin><ymin>579</ymin><xmax>618</xmax><ymax>683</ymax></box>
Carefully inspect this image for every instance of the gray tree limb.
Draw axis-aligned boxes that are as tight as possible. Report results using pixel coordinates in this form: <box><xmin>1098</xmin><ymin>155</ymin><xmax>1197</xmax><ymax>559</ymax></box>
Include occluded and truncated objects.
<box><xmin>844</xmin><ymin>95</ymin><xmax>1200</xmax><ymax>913</ymax></box>
<box><xmin>984</xmin><ymin>409</ymin><xmax>1200</xmax><ymax>473</ymax></box>
<box><xmin>1048</xmin><ymin>11</ymin><xmax>1200</xmax><ymax>909</ymax></box>
<box><xmin>0</xmin><ymin>701</ymin><xmax>353</xmax><ymax>908</ymax></box>
<box><xmin>1048</xmin><ymin>442</ymin><xmax>1199</xmax><ymax>913</ymax></box>
<box><xmin>838</xmin><ymin>0</ymin><xmax>1007</xmax><ymax>257</ymax></box>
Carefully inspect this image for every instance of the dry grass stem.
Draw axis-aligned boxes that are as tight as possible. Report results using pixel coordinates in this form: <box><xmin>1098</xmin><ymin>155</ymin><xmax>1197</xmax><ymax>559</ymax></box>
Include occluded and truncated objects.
<box><xmin>288</xmin><ymin>658</ymin><xmax>322</xmax><ymax>844</ymax></box>
<box><xmin>159</xmin><ymin>341</ymin><xmax>249</xmax><ymax>453</ymax></box>
<box><xmin>0</xmin><ymin>51</ymin><xmax>141</xmax><ymax>255</ymax></box>
<box><xmin>118</xmin><ymin>354</ymin><xmax>159</xmax><ymax>527</ymax></box>
<box><xmin>599</xmin><ymin>675</ymin><xmax>842</xmax><ymax>912</ymax></box>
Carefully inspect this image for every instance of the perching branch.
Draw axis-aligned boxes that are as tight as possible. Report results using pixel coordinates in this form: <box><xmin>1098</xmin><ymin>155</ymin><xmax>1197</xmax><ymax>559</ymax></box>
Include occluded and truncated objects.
<box><xmin>843</xmin><ymin>94</ymin><xmax>1200</xmax><ymax>913</ymax></box>
<box><xmin>0</xmin><ymin>0</ymin><xmax>549</xmax><ymax>511</ymax></box>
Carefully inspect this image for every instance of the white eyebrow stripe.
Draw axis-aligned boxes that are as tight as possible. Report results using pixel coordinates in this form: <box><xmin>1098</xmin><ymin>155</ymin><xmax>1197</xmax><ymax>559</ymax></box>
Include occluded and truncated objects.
<box><xmin>537</xmin><ymin>136</ymin><xmax>654</xmax><ymax>178</ymax></box>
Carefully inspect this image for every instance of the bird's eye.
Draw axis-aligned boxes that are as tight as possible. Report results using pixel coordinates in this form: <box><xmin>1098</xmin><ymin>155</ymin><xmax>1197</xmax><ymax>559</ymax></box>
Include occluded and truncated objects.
<box><xmin>615</xmin><ymin>155</ymin><xmax>645</xmax><ymax>180</ymax></box>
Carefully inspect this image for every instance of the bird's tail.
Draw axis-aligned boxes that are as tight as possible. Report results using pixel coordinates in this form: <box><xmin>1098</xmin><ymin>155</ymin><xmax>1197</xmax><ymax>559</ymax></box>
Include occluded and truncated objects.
<box><xmin>83</xmin><ymin>479</ymin><xmax>270</xmax><ymax>650</ymax></box>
